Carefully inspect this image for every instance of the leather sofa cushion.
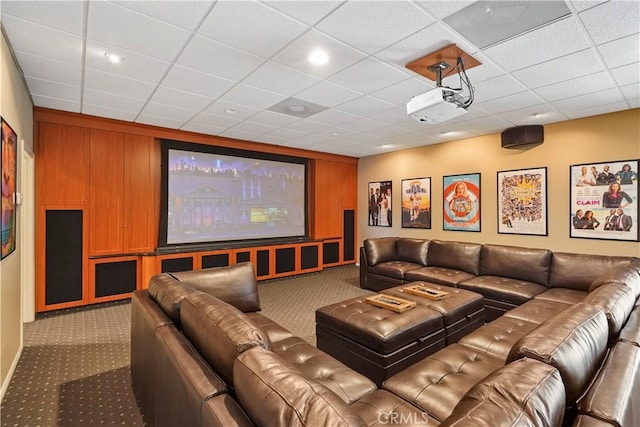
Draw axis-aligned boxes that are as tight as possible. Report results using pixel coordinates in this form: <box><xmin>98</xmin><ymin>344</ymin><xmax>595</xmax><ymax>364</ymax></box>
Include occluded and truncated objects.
<box><xmin>573</xmin><ymin>414</ymin><xmax>615</xmax><ymax>426</ymax></box>
<box><xmin>589</xmin><ymin>265</ymin><xmax>640</xmax><ymax>299</ymax></box>
<box><xmin>618</xmin><ymin>305</ymin><xmax>640</xmax><ymax>346</ymax></box>
<box><xmin>503</xmin><ymin>299</ymin><xmax>571</xmax><ymax>325</ymax></box>
<box><xmin>549</xmin><ymin>253</ymin><xmax>636</xmax><ymax>291</ymax></box>
<box><xmin>270</xmin><ymin>336</ymin><xmax>376</xmax><ymax>404</ymax></box>
<box><xmin>351</xmin><ymin>389</ymin><xmax>438</xmax><ymax>426</ymax></box>
<box><xmin>534</xmin><ymin>288</ymin><xmax>587</xmax><ymax>305</ymax></box>
<box><xmin>368</xmin><ymin>261</ymin><xmax>422</xmax><ymax>280</ymax></box>
<box><xmin>364</xmin><ymin>237</ymin><xmax>397</xmax><ymax>266</ymax></box>
<box><xmin>180</xmin><ymin>292</ymin><xmax>269</xmax><ymax>385</ymax></box>
<box><xmin>427</xmin><ymin>240</ymin><xmax>482</xmax><ymax>276</ymax></box>
<box><xmin>404</xmin><ymin>266</ymin><xmax>475</xmax><ymax>287</ymax></box>
<box><xmin>458</xmin><ymin>315</ymin><xmax>539</xmax><ymax>361</ymax></box>
<box><xmin>202</xmin><ymin>394</ymin><xmax>256</xmax><ymax>427</ymax></box>
<box><xmin>479</xmin><ymin>244</ymin><xmax>551</xmax><ymax>286</ymax></box>
<box><xmin>148</xmin><ymin>273</ymin><xmax>198</xmax><ymax>324</ymax></box>
<box><xmin>244</xmin><ymin>312</ymin><xmax>295</xmax><ymax>345</ymax></box>
<box><xmin>459</xmin><ymin>276</ymin><xmax>546</xmax><ymax>305</ymax></box>
<box><xmin>383</xmin><ymin>343</ymin><xmax>502</xmax><ymax>421</ymax></box>
<box><xmin>507</xmin><ymin>303</ymin><xmax>608</xmax><ymax>402</ymax></box>
<box><xmin>577</xmin><ymin>341</ymin><xmax>640</xmax><ymax>427</ymax></box>
<box><xmin>233</xmin><ymin>347</ymin><xmax>366</xmax><ymax>427</ymax></box>
<box><xmin>396</xmin><ymin>238</ymin><xmax>429</xmax><ymax>266</ymax></box>
<box><xmin>171</xmin><ymin>262</ymin><xmax>261</xmax><ymax>313</ymax></box>
<box><xmin>440</xmin><ymin>358</ymin><xmax>565</xmax><ymax>427</ymax></box>
<box><xmin>583</xmin><ymin>282</ymin><xmax>636</xmax><ymax>339</ymax></box>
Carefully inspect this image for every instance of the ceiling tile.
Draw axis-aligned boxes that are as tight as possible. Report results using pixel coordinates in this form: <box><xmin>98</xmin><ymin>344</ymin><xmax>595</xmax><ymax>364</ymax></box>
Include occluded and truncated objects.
<box><xmin>620</xmin><ymin>83</ymin><xmax>640</xmax><ymax>102</ymax></box>
<box><xmin>220</xmin><ymin>128</ymin><xmax>264</xmax><ymax>141</ymax></box>
<box><xmin>551</xmin><ymin>88</ymin><xmax>625</xmax><ymax>111</ymax></box>
<box><xmin>370</xmin><ymin>77</ymin><xmax>434</xmax><ymax>107</ymax></box>
<box><xmin>335</xmin><ymin>96</ymin><xmax>396</xmax><ymax>117</ymax></box>
<box><xmin>473</xmin><ymin>74</ymin><xmax>528</xmax><ymax>102</ymax></box>
<box><xmin>2</xmin><ymin>15</ymin><xmax>83</xmax><ymax>65</ymax></box>
<box><xmin>84</xmin><ymin>69</ymin><xmax>157</xmax><ymax>100</ymax></box>
<box><xmin>611</xmin><ymin>62</ymin><xmax>640</xmax><ymax>87</ymax></box>
<box><xmin>198</xmin><ymin>1</ymin><xmax>309</xmax><ymax>58</ymax></box>
<box><xmin>85</xmin><ymin>40</ymin><xmax>171</xmax><ymax>83</ymax></box>
<box><xmin>161</xmin><ymin>65</ymin><xmax>236</xmax><ymax>99</ymax></box>
<box><xmin>150</xmin><ymin>87</ymin><xmax>214</xmax><ymax>112</ymax></box>
<box><xmin>564</xmin><ymin>100</ymin><xmax>631</xmax><ymax>120</ymax></box>
<box><xmin>219</xmin><ymin>84</ymin><xmax>287</xmax><ymax>110</ymax></box>
<box><xmin>1</xmin><ymin>0</ymin><xmax>84</xmax><ymax>35</ymax></box>
<box><xmin>329</xmin><ymin>57</ymin><xmax>410</xmax><ymax>94</ymax></box>
<box><xmin>87</xmin><ymin>1</ymin><xmax>191</xmax><ymax>61</ymax></box>
<box><xmin>369</xmin><ymin>107</ymin><xmax>415</xmax><ymax>126</ymax></box>
<box><xmin>31</xmin><ymin>94</ymin><xmax>80</xmax><ymax>112</ymax></box>
<box><xmin>186</xmin><ymin>111</ymin><xmax>242</xmax><ymax>129</ymax></box>
<box><xmin>243</xmin><ymin>62</ymin><xmax>320</xmax><ymax>96</ymax></box>
<box><xmin>261</xmin><ymin>127</ymin><xmax>308</xmax><ymax>140</ymax></box>
<box><xmin>263</xmin><ymin>1</ymin><xmax>343</xmax><ymax>26</ymax></box>
<box><xmin>248</xmin><ymin>111</ymin><xmax>301</xmax><ymax>128</ymax></box>
<box><xmin>315</xmin><ymin>1</ymin><xmax>435</xmax><ymax>55</ymax></box>
<box><xmin>534</xmin><ymin>71</ymin><xmax>616</xmax><ymax>102</ymax></box>
<box><xmin>203</xmin><ymin>100</ymin><xmax>261</xmax><ymax>121</ymax></box>
<box><xmin>113</xmin><ymin>1</ymin><xmax>212</xmax><ymax>30</ymax></box>
<box><xmin>25</xmin><ymin>77</ymin><xmax>80</xmax><ymax>102</ymax></box>
<box><xmin>14</xmin><ymin>52</ymin><xmax>82</xmax><ymax>86</ymax></box>
<box><xmin>341</xmin><ymin>117</ymin><xmax>388</xmax><ymax>133</ymax></box>
<box><xmin>271</xmin><ymin>29</ymin><xmax>367</xmax><ymax>79</ymax></box>
<box><xmin>226</xmin><ymin>121</ymin><xmax>277</xmax><ymax>136</ymax></box>
<box><xmin>295</xmin><ymin>80</ymin><xmax>362</xmax><ymax>108</ymax></box>
<box><xmin>483</xmin><ymin>16</ymin><xmax>591</xmax><ymax>72</ymax></box>
<box><xmin>511</xmin><ymin>49</ymin><xmax>604</xmax><ymax>88</ymax></box>
<box><xmin>180</xmin><ymin>122</ymin><xmax>228</xmax><ymax>135</ymax></box>
<box><xmin>177</xmin><ymin>35</ymin><xmax>264</xmax><ymax>81</ymax></box>
<box><xmin>136</xmin><ymin>113</ymin><xmax>186</xmax><ymax>129</ymax></box>
<box><xmin>82</xmin><ymin>104</ymin><xmax>139</xmax><ymax>122</ymax></box>
<box><xmin>570</xmin><ymin>1</ymin><xmax>608</xmax><ymax>13</ymax></box>
<box><xmin>285</xmin><ymin>119</ymin><xmax>328</xmax><ymax>134</ymax></box>
<box><xmin>498</xmin><ymin>105</ymin><xmax>568</xmax><ymax>125</ymax></box>
<box><xmin>415</xmin><ymin>1</ymin><xmax>474</xmax><ymax>19</ymax></box>
<box><xmin>140</xmin><ymin>102</ymin><xmax>198</xmax><ymax>123</ymax></box>
<box><xmin>303</xmin><ymin>109</ymin><xmax>360</xmax><ymax>126</ymax></box>
<box><xmin>475</xmin><ymin>91</ymin><xmax>545</xmax><ymax>114</ymax></box>
<box><xmin>579</xmin><ymin>1</ymin><xmax>640</xmax><ymax>45</ymax></box>
<box><xmin>598</xmin><ymin>34</ymin><xmax>640</xmax><ymax>68</ymax></box>
<box><xmin>83</xmin><ymin>88</ymin><xmax>146</xmax><ymax>113</ymax></box>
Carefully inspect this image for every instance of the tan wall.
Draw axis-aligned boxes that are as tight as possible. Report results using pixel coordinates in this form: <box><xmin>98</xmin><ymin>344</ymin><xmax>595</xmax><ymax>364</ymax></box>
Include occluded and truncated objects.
<box><xmin>1</xmin><ymin>31</ymin><xmax>34</xmax><ymax>396</ymax></box>
<box><xmin>358</xmin><ymin>109</ymin><xmax>640</xmax><ymax>258</ymax></box>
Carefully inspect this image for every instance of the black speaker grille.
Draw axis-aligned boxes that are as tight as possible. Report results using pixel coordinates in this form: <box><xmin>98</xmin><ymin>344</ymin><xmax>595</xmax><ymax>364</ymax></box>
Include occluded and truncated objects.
<box><xmin>343</xmin><ymin>210</ymin><xmax>355</xmax><ymax>261</ymax></box>
<box><xmin>161</xmin><ymin>257</ymin><xmax>193</xmax><ymax>273</ymax></box>
<box><xmin>95</xmin><ymin>260</ymin><xmax>137</xmax><ymax>297</ymax></box>
<box><xmin>256</xmin><ymin>249</ymin><xmax>270</xmax><ymax>276</ymax></box>
<box><xmin>301</xmin><ymin>245</ymin><xmax>319</xmax><ymax>270</ymax></box>
<box><xmin>46</xmin><ymin>210</ymin><xmax>83</xmax><ymax>305</ymax></box>
<box><xmin>202</xmin><ymin>253</ymin><xmax>230</xmax><ymax>269</ymax></box>
<box><xmin>236</xmin><ymin>251</ymin><xmax>251</xmax><ymax>263</ymax></box>
<box><xmin>323</xmin><ymin>242</ymin><xmax>340</xmax><ymax>265</ymax></box>
<box><xmin>275</xmin><ymin>247</ymin><xmax>295</xmax><ymax>274</ymax></box>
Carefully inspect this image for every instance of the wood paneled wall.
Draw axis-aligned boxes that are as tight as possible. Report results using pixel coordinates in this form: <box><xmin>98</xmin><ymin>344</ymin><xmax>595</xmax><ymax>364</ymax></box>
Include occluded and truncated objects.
<box><xmin>34</xmin><ymin>108</ymin><xmax>358</xmax><ymax>312</ymax></box>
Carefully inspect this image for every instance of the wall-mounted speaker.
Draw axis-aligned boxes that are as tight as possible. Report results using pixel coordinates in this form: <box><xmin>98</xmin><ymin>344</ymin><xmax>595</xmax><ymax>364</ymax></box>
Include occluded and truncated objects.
<box><xmin>501</xmin><ymin>125</ymin><xmax>544</xmax><ymax>149</ymax></box>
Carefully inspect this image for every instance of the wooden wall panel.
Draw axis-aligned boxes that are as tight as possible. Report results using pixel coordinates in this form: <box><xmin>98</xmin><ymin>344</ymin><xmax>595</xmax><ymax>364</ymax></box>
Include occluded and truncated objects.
<box><xmin>341</xmin><ymin>162</ymin><xmax>357</xmax><ymax>209</ymax></box>
<box><xmin>313</xmin><ymin>159</ymin><xmax>342</xmax><ymax>239</ymax></box>
<box><xmin>123</xmin><ymin>134</ymin><xmax>159</xmax><ymax>253</ymax></box>
<box><xmin>89</xmin><ymin>130</ymin><xmax>124</xmax><ymax>255</ymax></box>
<box><xmin>36</xmin><ymin>122</ymin><xmax>89</xmax><ymax>205</ymax></box>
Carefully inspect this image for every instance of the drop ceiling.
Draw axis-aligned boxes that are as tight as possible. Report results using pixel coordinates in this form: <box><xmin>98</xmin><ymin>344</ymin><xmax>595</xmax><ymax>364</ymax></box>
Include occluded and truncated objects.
<box><xmin>1</xmin><ymin>0</ymin><xmax>638</xmax><ymax>158</ymax></box>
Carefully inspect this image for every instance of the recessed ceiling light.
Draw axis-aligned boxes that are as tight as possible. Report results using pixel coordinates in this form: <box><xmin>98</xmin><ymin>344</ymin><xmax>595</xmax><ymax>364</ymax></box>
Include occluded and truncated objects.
<box><xmin>104</xmin><ymin>52</ymin><xmax>122</xmax><ymax>64</ymax></box>
<box><xmin>379</xmin><ymin>144</ymin><xmax>395</xmax><ymax>149</ymax></box>
<box><xmin>308</xmin><ymin>49</ymin><xmax>329</xmax><ymax>65</ymax></box>
<box><xmin>224</xmin><ymin>108</ymin><xmax>237</xmax><ymax>114</ymax></box>
<box><xmin>331</xmin><ymin>132</ymin><xmax>340</xmax><ymax>136</ymax></box>
<box><xmin>532</xmin><ymin>112</ymin><xmax>544</xmax><ymax>118</ymax></box>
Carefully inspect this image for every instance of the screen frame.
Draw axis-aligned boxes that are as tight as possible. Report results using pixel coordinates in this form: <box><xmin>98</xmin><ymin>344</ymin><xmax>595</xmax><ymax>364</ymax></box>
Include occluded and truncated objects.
<box><xmin>158</xmin><ymin>139</ymin><xmax>309</xmax><ymax>253</ymax></box>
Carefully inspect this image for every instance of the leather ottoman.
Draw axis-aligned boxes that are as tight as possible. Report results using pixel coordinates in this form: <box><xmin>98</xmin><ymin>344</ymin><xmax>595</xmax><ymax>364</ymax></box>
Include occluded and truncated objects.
<box><xmin>316</xmin><ymin>295</ymin><xmax>445</xmax><ymax>386</ymax></box>
<box><xmin>384</xmin><ymin>282</ymin><xmax>485</xmax><ymax>344</ymax></box>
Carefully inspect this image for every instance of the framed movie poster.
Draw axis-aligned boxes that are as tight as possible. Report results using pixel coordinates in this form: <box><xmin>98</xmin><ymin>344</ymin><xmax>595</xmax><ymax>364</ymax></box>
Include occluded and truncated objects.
<box><xmin>570</xmin><ymin>159</ymin><xmax>638</xmax><ymax>241</ymax></box>
<box><xmin>401</xmin><ymin>177</ymin><xmax>431</xmax><ymax>229</ymax></box>
<box><xmin>443</xmin><ymin>173</ymin><xmax>481</xmax><ymax>232</ymax></box>
<box><xmin>368</xmin><ymin>180</ymin><xmax>392</xmax><ymax>227</ymax></box>
<box><xmin>1</xmin><ymin>117</ymin><xmax>18</xmax><ymax>259</ymax></box>
<box><xmin>497</xmin><ymin>167</ymin><xmax>547</xmax><ymax>236</ymax></box>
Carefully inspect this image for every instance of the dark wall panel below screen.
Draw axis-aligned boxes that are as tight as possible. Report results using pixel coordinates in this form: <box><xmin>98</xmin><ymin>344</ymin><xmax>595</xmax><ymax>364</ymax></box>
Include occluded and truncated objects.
<box><xmin>275</xmin><ymin>247</ymin><xmax>295</xmax><ymax>274</ymax></box>
<box><xmin>95</xmin><ymin>260</ymin><xmax>137</xmax><ymax>297</ymax></box>
<box><xmin>343</xmin><ymin>210</ymin><xmax>355</xmax><ymax>261</ymax></box>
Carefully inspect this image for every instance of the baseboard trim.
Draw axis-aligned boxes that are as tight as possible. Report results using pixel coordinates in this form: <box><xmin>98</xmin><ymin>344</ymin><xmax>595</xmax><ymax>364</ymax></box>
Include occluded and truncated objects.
<box><xmin>0</xmin><ymin>343</ymin><xmax>23</xmax><ymax>402</ymax></box>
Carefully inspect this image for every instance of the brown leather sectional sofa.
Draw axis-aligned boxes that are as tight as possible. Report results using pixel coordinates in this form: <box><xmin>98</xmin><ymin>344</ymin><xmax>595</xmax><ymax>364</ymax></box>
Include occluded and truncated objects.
<box><xmin>132</xmin><ymin>240</ymin><xmax>640</xmax><ymax>427</ymax></box>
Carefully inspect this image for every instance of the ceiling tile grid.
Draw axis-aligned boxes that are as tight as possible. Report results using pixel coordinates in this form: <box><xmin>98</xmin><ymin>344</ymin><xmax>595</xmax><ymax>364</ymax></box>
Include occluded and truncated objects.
<box><xmin>1</xmin><ymin>0</ymin><xmax>638</xmax><ymax>157</ymax></box>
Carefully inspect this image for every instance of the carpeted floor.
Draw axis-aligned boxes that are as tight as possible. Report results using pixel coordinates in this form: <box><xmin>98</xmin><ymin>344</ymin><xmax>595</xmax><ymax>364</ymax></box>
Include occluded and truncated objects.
<box><xmin>1</xmin><ymin>265</ymin><xmax>370</xmax><ymax>426</ymax></box>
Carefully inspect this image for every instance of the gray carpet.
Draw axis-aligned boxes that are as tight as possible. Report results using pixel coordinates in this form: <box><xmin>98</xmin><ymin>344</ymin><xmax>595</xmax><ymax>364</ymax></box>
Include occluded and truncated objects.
<box><xmin>1</xmin><ymin>265</ymin><xmax>370</xmax><ymax>426</ymax></box>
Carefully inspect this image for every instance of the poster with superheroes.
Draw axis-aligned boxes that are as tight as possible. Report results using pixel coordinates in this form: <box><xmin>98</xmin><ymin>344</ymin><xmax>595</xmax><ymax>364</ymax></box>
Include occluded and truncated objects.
<box><xmin>443</xmin><ymin>173</ymin><xmax>480</xmax><ymax>232</ymax></box>
<box><xmin>570</xmin><ymin>160</ymin><xmax>638</xmax><ymax>241</ymax></box>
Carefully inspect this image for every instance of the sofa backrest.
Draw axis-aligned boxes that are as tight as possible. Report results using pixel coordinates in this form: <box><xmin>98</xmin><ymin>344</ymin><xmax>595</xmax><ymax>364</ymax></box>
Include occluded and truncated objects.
<box><xmin>583</xmin><ymin>282</ymin><xmax>637</xmax><ymax>340</ymax></box>
<box><xmin>363</xmin><ymin>237</ymin><xmax>397</xmax><ymax>266</ymax></box>
<box><xmin>589</xmin><ymin>265</ymin><xmax>640</xmax><ymax>299</ymax></box>
<box><xmin>171</xmin><ymin>262</ymin><xmax>261</xmax><ymax>313</ymax></box>
<box><xmin>507</xmin><ymin>303</ymin><xmax>608</xmax><ymax>403</ymax></box>
<box><xmin>441</xmin><ymin>358</ymin><xmax>566</xmax><ymax>427</ymax></box>
<box><xmin>479</xmin><ymin>244</ymin><xmax>552</xmax><ymax>286</ymax></box>
<box><xmin>427</xmin><ymin>240</ymin><xmax>482</xmax><ymax>275</ymax></box>
<box><xmin>549</xmin><ymin>253</ymin><xmax>636</xmax><ymax>291</ymax></box>
<box><xmin>396</xmin><ymin>238</ymin><xmax>429</xmax><ymax>266</ymax></box>
<box><xmin>180</xmin><ymin>292</ymin><xmax>269</xmax><ymax>385</ymax></box>
<box><xmin>148</xmin><ymin>273</ymin><xmax>198</xmax><ymax>324</ymax></box>
<box><xmin>233</xmin><ymin>346</ymin><xmax>366</xmax><ymax>427</ymax></box>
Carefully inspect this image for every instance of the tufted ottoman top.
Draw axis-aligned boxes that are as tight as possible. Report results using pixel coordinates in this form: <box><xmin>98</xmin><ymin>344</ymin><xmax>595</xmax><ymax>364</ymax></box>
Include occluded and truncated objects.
<box><xmin>316</xmin><ymin>296</ymin><xmax>443</xmax><ymax>354</ymax></box>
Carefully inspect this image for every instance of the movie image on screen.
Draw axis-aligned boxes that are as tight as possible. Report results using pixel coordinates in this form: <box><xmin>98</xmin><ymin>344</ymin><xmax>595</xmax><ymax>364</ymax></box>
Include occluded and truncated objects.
<box><xmin>159</xmin><ymin>141</ymin><xmax>308</xmax><ymax>249</ymax></box>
